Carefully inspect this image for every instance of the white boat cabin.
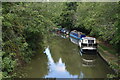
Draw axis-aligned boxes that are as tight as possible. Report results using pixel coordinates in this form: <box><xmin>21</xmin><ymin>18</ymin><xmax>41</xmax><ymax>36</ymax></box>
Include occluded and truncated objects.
<box><xmin>79</xmin><ymin>36</ymin><xmax>97</xmax><ymax>51</ymax></box>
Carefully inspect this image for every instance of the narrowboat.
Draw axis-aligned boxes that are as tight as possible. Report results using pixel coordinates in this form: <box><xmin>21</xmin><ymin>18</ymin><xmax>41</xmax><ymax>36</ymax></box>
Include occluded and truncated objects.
<box><xmin>70</xmin><ymin>30</ymin><xmax>86</xmax><ymax>40</ymax></box>
<box><xmin>57</xmin><ymin>28</ymin><xmax>70</xmax><ymax>35</ymax></box>
<box><xmin>61</xmin><ymin>28</ymin><xmax>70</xmax><ymax>35</ymax></box>
<box><xmin>79</xmin><ymin>36</ymin><xmax>97</xmax><ymax>53</ymax></box>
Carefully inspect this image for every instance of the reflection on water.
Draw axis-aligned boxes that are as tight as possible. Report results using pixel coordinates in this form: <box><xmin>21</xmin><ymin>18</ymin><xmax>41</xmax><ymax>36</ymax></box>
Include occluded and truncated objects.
<box><xmin>81</xmin><ymin>53</ymin><xmax>96</xmax><ymax>67</ymax></box>
<box><xmin>16</xmin><ymin>33</ymin><xmax>114</xmax><ymax>78</ymax></box>
<box><xmin>53</xmin><ymin>32</ymin><xmax>69</xmax><ymax>39</ymax></box>
<box><xmin>44</xmin><ymin>47</ymin><xmax>81</xmax><ymax>78</ymax></box>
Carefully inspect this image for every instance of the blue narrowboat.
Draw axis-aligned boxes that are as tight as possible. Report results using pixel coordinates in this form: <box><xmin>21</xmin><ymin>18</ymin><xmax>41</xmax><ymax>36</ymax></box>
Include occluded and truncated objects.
<box><xmin>70</xmin><ymin>30</ymin><xmax>86</xmax><ymax>40</ymax></box>
<box><xmin>70</xmin><ymin>30</ymin><xmax>97</xmax><ymax>53</ymax></box>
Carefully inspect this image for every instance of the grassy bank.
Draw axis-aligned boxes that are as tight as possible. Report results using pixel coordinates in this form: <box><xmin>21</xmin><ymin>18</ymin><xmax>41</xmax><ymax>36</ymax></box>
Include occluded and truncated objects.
<box><xmin>98</xmin><ymin>41</ymin><xmax>119</xmax><ymax>78</ymax></box>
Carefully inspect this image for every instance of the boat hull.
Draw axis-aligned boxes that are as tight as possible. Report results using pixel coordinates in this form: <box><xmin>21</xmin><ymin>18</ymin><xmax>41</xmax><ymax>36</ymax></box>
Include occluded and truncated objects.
<box><xmin>81</xmin><ymin>47</ymin><xmax>97</xmax><ymax>50</ymax></box>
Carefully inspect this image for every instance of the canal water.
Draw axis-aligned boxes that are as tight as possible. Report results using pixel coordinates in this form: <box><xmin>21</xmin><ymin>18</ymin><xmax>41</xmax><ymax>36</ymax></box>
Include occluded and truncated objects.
<box><xmin>16</xmin><ymin>33</ymin><xmax>114</xmax><ymax>78</ymax></box>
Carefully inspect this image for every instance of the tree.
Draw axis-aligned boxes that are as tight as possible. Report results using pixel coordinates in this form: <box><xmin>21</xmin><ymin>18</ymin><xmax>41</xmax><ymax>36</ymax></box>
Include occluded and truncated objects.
<box><xmin>59</xmin><ymin>2</ymin><xmax>78</xmax><ymax>29</ymax></box>
<box><xmin>76</xmin><ymin>2</ymin><xmax>119</xmax><ymax>46</ymax></box>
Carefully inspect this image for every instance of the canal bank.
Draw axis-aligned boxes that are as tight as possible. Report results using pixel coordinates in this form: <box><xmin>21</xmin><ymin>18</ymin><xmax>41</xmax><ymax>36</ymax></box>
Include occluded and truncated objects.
<box><xmin>97</xmin><ymin>40</ymin><xmax>119</xmax><ymax>77</ymax></box>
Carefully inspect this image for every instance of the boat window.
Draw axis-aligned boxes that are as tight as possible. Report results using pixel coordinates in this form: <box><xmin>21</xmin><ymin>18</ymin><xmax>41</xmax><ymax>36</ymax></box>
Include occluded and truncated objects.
<box><xmin>81</xmin><ymin>44</ymin><xmax>87</xmax><ymax>46</ymax></box>
<box><xmin>88</xmin><ymin>40</ymin><xmax>94</xmax><ymax>44</ymax></box>
<box><xmin>85</xmin><ymin>40</ymin><xmax>87</xmax><ymax>42</ymax></box>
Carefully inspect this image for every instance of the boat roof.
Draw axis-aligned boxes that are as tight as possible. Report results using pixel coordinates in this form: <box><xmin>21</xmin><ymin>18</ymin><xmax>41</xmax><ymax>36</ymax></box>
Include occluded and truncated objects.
<box><xmin>83</xmin><ymin>36</ymin><xmax>96</xmax><ymax>40</ymax></box>
<box><xmin>71</xmin><ymin>30</ymin><xmax>83</xmax><ymax>34</ymax></box>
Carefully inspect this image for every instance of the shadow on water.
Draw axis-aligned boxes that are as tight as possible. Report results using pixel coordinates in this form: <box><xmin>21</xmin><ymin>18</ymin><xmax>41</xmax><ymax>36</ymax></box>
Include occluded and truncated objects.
<box><xmin>16</xmin><ymin>52</ymin><xmax>48</xmax><ymax>78</ymax></box>
<box><xmin>16</xmin><ymin>33</ymin><xmax>114</xmax><ymax>78</ymax></box>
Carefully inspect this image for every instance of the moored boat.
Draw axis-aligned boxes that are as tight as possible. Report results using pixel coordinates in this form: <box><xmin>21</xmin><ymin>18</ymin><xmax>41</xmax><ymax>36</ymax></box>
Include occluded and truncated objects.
<box><xmin>70</xmin><ymin>30</ymin><xmax>86</xmax><ymax>40</ymax></box>
<box><xmin>79</xmin><ymin>36</ymin><xmax>97</xmax><ymax>53</ymax></box>
<box><xmin>56</xmin><ymin>28</ymin><xmax>70</xmax><ymax>35</ymax></box>
<box><xmin>69</xmin><ymin>30</ymin><xmax>97</xmax><ymax>53</ymax></box>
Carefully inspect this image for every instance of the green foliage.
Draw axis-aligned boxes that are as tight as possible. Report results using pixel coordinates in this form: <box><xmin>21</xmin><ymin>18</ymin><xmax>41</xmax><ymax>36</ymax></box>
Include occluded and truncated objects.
<box><xmin>76</xmin><ymin>3</ymin><xmax>119</xmax><ymax>43</ymax></box>
<box><xmin>107</xmin><ymin>62</ymin><xmax>120</xmax><ymax>78</ymax></box>
<box><xmin>107</xmin><ymin>74</ymin><xmax>116</xmax><ymax>78</ymax></box>
<box><xmin>2</xmin><ymin>2</ymin><xmax>58</xmax><ymax>78</ymax></box>
<box><xmin>59</xmin><ymin>2</ymin><xmax>78</xmax><ymax>29</ymax></box>
<box><xmin>2</xmin><ymin>52</ymin><xmax>17</xmax><ymax>78</ymax></box>
<box><xmin>65</xmin><ymin>2</ymin><xmax>78</xmax><ymax>11</ymax></box>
